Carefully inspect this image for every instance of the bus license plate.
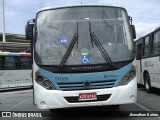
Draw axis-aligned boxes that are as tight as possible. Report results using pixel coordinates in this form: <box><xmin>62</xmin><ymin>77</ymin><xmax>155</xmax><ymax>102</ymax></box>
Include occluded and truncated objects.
<box><xmin>79</xmin><ymin>93</ymin><xmax>97</xmax><ymax>101</ymax></box>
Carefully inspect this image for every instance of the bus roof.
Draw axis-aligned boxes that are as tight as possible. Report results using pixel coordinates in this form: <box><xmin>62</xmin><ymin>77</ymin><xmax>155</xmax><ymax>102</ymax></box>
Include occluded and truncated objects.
<box><xmin>137</xmin><ymin>26</ymin><xmax>160</xmax><ymax>41</ymax></box>
<box><xmin>37</xmin><ymin>4</ymin><xmax>125</xmax><ymax>13</ymax></box>
<box><xmin>0</xmin><ymin>52</ymin><xmax>31</xmax><ymax>56</ymax></box>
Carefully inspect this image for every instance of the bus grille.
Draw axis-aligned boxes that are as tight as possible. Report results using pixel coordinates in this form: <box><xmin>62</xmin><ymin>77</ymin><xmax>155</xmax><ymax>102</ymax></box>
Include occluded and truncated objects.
<box><xmin>57</xmin><ymin>80</ymin><xmax>116</xmax><ymax>91</ymax></box>
<box><xmin>64</xmin><ymin>94</ymin><xmax>111</xmax><ymax>103</ymax></box>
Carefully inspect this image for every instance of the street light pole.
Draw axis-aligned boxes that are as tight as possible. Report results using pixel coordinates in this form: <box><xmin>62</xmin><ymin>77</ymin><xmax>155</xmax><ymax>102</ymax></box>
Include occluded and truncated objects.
<box><xmin>2</xmin><ymin>0</ymin><xmax>6</xmax><ymax>42</ymax></box>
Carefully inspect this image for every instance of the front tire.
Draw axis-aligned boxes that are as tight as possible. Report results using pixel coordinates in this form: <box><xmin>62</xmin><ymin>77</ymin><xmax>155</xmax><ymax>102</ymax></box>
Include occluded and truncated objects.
<box><xmin>144</xmin><ymin>73</ymin><xmax>152</xmax><ymax>93</ymax></box>
<box><xmin>111</xmin><ymin>105</ymin><xmax>120</xmax><ymax>109</ymax></box>
<box><xmin>49</xmin><ymin>109</ymin><xmax>62</xmax><ymax>113</ymax></box>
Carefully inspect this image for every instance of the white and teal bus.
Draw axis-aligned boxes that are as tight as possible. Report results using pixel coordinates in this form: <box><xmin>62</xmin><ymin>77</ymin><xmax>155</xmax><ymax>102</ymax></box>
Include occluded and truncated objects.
<box><xmin>0</xmin><ymin>52</ymin><xmax>32</xmax><ymax>89</ymax></box>
<box><xmin>135</xmin><ymin>26</ymin><xmax>160</xmax><ymax>93</ymax></box>
<box><xmin>26</xmin><ymin>5</ymin><xmax>137</xmax><ymax>110</ymax></box>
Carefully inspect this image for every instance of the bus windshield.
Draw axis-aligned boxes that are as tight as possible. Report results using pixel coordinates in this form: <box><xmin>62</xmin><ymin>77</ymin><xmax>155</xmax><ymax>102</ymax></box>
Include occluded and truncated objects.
<box><xmin>35</xmin><ymin>6</ymin><xmax>134</xmax><ymax>66</ymax></box>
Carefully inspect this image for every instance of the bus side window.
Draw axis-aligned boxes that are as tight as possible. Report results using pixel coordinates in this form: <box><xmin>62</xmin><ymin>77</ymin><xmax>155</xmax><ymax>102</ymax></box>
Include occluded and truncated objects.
<box><xmin>152</xmin><ymin>31</ymin><xmax>160</xmax><ymax>56</ymax></box>
<box><xmin>143</xmin><ymin>36</ymin><xmax>150</xmax><ymax>58</ymax></box>
<box><xmin>4</xmin><ymin>57</ymin><xmax>16</xmax><ymax>69</ymax></box>
<box><xmin>136</xmin><ymin>44</ymin><xmax>143</xmax><ymax>60</ymax></box>
<box><xmin>0</xmin><ymin>57</ymin><xmax>3</xmax><ymax>69</ymax></box>
<box><xmin>20</xmin><ymin>57</ymin><xmax>32</xmax><ymax>69</ymax></box>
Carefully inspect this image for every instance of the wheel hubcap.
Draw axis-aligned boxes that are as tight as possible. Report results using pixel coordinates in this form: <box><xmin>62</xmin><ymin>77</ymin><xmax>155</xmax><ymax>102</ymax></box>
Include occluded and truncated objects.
<box><xmin>145</xmin><ymin>81</ymin><xmax>149</xmax><ymax>90</ymax></box>
<box><xmin>145</xmin><ymin>75</ymin><xmax>149</xmax><ymax>90</ymax></box>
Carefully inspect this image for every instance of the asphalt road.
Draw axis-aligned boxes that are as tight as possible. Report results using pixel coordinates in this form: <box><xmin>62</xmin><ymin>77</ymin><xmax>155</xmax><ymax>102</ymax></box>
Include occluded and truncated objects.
<box><xmin>0</xmin><ymin>87</ymin><xmax>160</xmax><ymax>120</ymax></box>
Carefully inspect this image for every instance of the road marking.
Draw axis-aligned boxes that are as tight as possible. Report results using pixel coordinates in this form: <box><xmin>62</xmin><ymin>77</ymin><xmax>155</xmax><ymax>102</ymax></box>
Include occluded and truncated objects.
<box><xmin>0</xmin><ymin>89</ymin><xmax>33</xmax><ymax>95</ymax></box>
<box><xmin>7</xmin><ymin>98</ymin><xmax>31</xmax><ymax>111</ymax></box>
<box><xmin>135</xmin><ymin>103</ymin><xmax>152</xmax><ymax>112</ymax></box>
<box><xmin>135</xmin><ymin>103</ymin><xmax>160</xmax><ymax>119</ymax></box>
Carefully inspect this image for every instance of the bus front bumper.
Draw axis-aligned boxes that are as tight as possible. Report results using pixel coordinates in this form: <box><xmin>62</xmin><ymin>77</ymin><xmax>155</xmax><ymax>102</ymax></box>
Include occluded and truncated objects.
<box><xmin>34</xmin><ymin>77</ymin><xmax>137</xmax><ymax>110</ymax></box>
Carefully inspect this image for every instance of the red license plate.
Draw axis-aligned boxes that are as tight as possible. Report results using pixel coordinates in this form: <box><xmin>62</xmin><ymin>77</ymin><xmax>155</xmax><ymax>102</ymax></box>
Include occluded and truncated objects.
<box><xmin>79</xmin><ymin>92</ymin><xmax>97</xmax><ymax>101</ymax></box>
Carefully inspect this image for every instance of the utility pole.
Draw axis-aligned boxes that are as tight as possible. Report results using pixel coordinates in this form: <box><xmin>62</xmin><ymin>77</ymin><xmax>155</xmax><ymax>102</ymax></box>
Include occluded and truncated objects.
<box><xmin>2</xmin><ymin>0</ymin><xmax>6</xmax><ymax>42</ymax></box>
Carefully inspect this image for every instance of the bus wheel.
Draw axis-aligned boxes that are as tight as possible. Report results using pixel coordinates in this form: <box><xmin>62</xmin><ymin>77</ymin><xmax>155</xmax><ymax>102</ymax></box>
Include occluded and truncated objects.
<box><xmin>49</xmin><ymin>109</ymin><xmax>56</xmax><ymax>112</ymax></box>
<box><xmin>111</xmin><ymin>105</ymin><xmax>120</xmax><ymax>109</ymax></box>
<box><xmin>144</xmin><ymin>73</ymin><xmax>152</xmax><ymax>93</ymax></box>
<box><xmin>49</xmin><ymin>109</ymin><xmax>61</xmax><ymax>113</ymax></box>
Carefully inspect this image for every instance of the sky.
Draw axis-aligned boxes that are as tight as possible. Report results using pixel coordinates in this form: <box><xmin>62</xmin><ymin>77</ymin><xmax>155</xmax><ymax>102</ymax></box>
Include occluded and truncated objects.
<box><xmin>0</xmin><ymin>0</ymin><xmax>160</xmax><ymax>38</ymax></box>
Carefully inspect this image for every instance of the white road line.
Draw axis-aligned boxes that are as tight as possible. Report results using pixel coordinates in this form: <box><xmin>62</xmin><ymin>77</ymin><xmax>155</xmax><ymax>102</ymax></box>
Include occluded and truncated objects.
<box><xmin>135</xmin><ymin>103</ymin><xmax>160</xmax><ymax>119</ymax></box>
<box><xmin>0</xmin><ymin>90</ymin><xmax>33</xmax><ymax>95</ymax></box>
<box><xmin>135</xmin><ymin>103</ymin><xmax>152</xmax><ymax>112</ymax></box>
<box><xmin>7</xmin><ymin>98</ymin><xmax>30</xmax><ymax>111</ymax></box>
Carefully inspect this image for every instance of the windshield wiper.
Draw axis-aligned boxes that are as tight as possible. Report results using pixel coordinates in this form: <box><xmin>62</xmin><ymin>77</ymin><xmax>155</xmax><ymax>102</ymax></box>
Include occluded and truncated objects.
<box><xmin>89</xmin><ymin>22</ymin><xmax>114</xmax><ymax>67</ymax></box>
<box><xmin>58</xmin><ymin>23</ymin><xmax>79</xmax><ymax>71</ymax></box>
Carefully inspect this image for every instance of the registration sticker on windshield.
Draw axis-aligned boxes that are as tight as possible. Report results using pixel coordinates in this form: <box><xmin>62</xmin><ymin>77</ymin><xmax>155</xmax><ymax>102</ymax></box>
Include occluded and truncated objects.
<box><xmin>59</xmin><ymin>37</ymin><xmax>68</xmax><ymax>44</ymax></box>
<box><xmin>81</xmin><ymin>48</ymin><xmax>89</xmax><ymax>55</ymax></box>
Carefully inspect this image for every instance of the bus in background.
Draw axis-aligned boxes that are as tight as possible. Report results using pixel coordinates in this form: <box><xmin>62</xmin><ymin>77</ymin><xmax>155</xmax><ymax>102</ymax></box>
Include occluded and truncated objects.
<box><xmin>26</xmin><ymin>5</ymin><xmax>136</xmax><ymax>110</ymax></box>
<box><xmin>135</xmin><ymin>26</ymin><xmax>160</xmax><ymax>93</ymax></box>
<box><xmin>0</xmin><ymin>52</ymin><xmax>32</xmax><ymax>89</ymax></box>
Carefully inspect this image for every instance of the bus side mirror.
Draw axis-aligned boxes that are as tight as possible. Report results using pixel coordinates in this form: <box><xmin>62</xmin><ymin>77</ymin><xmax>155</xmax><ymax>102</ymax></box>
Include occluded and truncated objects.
<box><xmin>25</xmin><ymin>19</ymin><xmax>35</xmax><ymax>63</ymax></box>
<box><xmin>25</xmin><ymin>19</ymin><xmax>35</xmax><ymax>40</ymax></box>
<box><xmin>131</xmin><ymin>25</ymin><xmax>136</xmax><ymax>39</ymax></box>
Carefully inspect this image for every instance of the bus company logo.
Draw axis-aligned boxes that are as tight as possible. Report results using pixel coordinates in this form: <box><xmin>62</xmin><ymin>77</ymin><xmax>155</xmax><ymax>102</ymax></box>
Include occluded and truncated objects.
<box><xmin>72</xmin><ymin>66</ymin><xmax>102</xmax><ymax>70</ymax></box>
<box><xmin>144</xmin><ymin>61</ymin><xmax>147</xmax><ymax>67</ymax></box>
<box><xmin>83</xmin><ymin>81</ymin><xmax>91</xmax><ymax>89</ymax></box>
<box><xmin>144</xmin><ymin>61</ymin><xmax>154</xmax><ymax>67</ymax></box>
<box><xmin>55</xmin><ymin>77</ymin><xmax>68</xmax><ymax>81</ymax></box>
<box><xmin>104</xmin><ymin>75</ymin><xmax>117</xmax><ymax>78</ymax></box>
<box><xmin>0</xmin><ymin>72</ymin><xmax>4</xmax><ymax>76</ymax></box>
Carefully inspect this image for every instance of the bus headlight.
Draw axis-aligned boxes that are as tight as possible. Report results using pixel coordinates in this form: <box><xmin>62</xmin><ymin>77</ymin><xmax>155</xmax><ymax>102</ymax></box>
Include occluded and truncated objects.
<box><xmin>129</xmin><ymin>71</ymin><xmax>136</xmax><ymax>78</ymax></box>
<box><xmin>120</xmin><ymin>66</ymin><xmax>136</xmax><ymax>85</ymax></box>
<box><xmin>37</xmin><ymin>76</ymin><xmax>44</xmax><ymax>83</ymax></box>
<box><xmin>35</xmin><ymin>71</ymin><xmax>55</xmax><ymax>90</ymax></box>
<box><xmin>43</xmin><ymin>80</ymin><xmax>53</xmax><ymax>90</ymax></box>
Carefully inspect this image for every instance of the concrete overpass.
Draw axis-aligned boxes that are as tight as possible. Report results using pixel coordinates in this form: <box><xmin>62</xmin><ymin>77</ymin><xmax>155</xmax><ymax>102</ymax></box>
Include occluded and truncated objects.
<box><xmin>0</xmin><ymin>33</ymin><xmax>30</xmax><ymax>52</ymax></box>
